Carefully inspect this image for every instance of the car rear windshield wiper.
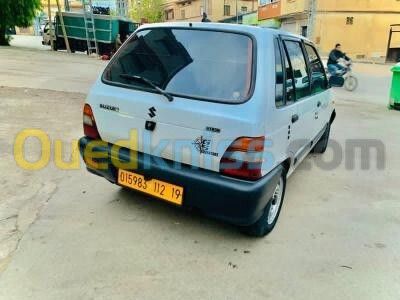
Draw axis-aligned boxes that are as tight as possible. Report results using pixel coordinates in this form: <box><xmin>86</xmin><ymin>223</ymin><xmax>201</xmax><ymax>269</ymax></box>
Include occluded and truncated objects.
<box><xmin>120</xmin><ymin>74</ymin><xmax>174</xmax><ymax>102</ymax></box>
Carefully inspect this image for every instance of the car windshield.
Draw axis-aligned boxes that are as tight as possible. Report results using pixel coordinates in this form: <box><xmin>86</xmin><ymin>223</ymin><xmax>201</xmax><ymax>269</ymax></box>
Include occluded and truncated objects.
<box><xmin>102</xmin><ymin>28</ymin><xmax>254</xmax><ymax>103</ymax></box>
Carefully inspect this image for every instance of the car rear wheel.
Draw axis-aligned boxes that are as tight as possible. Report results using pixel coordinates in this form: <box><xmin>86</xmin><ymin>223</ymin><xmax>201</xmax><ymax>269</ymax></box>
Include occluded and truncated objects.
<box><xmin>243</xmin><ymin>171</ymin><xmax>286</xmax><ymax>237</ymax></box>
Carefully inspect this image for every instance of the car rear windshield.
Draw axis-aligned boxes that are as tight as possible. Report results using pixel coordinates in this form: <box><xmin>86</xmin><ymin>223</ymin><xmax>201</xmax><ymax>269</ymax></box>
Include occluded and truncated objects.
<box><xmin>102</xmin><ymin>28</ymin><xmax>254</xmax><ymax>103</ymax></box>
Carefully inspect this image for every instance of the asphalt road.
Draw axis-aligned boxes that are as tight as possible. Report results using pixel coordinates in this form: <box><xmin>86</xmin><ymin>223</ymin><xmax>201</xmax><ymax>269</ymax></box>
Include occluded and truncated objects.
<box><xmin>0</xmin><ymin>45</ymin><xmax>399</xmax><ymax>300</ymax></box>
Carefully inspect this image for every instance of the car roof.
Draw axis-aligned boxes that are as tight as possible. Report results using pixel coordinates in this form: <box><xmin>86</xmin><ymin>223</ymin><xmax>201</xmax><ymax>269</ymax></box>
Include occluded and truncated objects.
<box><xmin>139</xmin><ymin>22</ymin><xmax>312</xmax><ymax>43</ymax></box>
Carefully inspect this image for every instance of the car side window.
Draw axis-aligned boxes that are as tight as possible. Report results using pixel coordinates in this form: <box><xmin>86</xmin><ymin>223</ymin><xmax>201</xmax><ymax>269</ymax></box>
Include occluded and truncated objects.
<box><xmin>283</xmin><ymin>40</ymin><xmax>311</xmax><ymax>101</ymax></box>
<box><xmin>305</xmin><ymin>44</ymin><xmax>328</xmax><ymax>94</ymax></box>
<box><xmin>274</xmin><ymin>39</ymin><xmax>284</xmax><ymax>108</ymax></box>
<box><xmin>282</xmin><ymin>44</ymin><xmax>295</xmax><ymax>104</ymax></box>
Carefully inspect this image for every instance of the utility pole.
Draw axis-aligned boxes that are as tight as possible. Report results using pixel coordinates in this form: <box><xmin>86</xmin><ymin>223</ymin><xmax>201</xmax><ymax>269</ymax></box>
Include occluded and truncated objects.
<box><xmin>47</xmin><ymin>0</ymin><xmax>53</xmax><ymax>50</ymax></box>
<box><xmin>64</xmin><ymin>0</ymin><xmax>70</xmax><ymax>11</ymax></box>
<box><xmin>55</xmin><ymin>0</ymin><xmax>71</xmax><ymax>53</ymax></box>
<box><xmin>138</xmin><ymin>0</ymin><xmax>142</xmax><ymax>22</ymax></box>
<box><xmin>203</xmin><ymin>0</ymin><xmax>208</xmax><ymax>16</ymax></box>
<box><xmin>308</xmin><ymin>0</ymin><xmax>316</xmax><ymax>41</ymax></box>
<box><xmin>236</xmin><ymin>0</ymin><xmax>238</xmax><ymax>24</ymax></box>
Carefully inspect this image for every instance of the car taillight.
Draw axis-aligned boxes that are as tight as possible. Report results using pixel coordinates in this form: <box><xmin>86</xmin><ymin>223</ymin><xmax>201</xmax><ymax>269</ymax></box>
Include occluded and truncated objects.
<box><xmin>83</xmin><ymin>103</ymin><xmax>101</xmax><ymax>139</ymax></box>
<box><xmin>219</xmin><ymin>136</ymin><xmax>265</xmax><ymax>181</ymax></box>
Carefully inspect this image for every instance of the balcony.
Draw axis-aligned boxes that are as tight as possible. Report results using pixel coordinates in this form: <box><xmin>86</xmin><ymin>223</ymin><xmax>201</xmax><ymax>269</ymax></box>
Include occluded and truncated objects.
<box><xmin>258</xmin><ymin>0</ymin><xmax>281</xmax><ymax>20</ymax></box>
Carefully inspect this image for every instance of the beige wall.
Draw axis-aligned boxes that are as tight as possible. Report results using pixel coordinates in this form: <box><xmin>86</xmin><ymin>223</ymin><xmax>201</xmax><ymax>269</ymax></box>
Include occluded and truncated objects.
<box><xmin>163</xmin><ymin>0</ymin><xmax>257</xmax><ymax>22</ymax></box>
<box><xmin>276</xmin><ymin>0</ymin><xmax>400</xmax><ymax>58</ymax></box>
<box><xmin>317</xmin><ymin>0</ymin><xmax>400</xmax><ymax>12</ymax></box>
<box><xmin>280</xmin><ymin>0</ymin><xmax>307</xmax><ymax>16</ymax></box>
<box><xmin>279</xmin><ymin>0</ymin><xmax>400</xmax><ymax>14</ymax></box>
<box><xmin>314</xmin><ymin>13</ymin><xmax>400</xmax><ymax>58</ymax></box>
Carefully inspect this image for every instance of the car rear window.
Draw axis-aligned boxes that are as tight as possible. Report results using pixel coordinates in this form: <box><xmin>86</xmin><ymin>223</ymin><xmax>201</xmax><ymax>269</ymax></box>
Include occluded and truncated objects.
<box><xmin>102</xmin><ymin>28</ymin><xmax>254</xmax><ymax>103</ymax></box>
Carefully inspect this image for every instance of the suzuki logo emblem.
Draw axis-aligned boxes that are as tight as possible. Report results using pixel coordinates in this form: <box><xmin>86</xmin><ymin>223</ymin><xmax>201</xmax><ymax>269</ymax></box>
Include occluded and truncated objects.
<box><xmin>148</xmin><ymin>106</ymin><xmax>156</xmax><ymax>118</ymax></box>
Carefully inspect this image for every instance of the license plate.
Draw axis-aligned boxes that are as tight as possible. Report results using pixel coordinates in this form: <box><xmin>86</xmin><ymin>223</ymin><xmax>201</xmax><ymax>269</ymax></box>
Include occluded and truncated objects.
<box><xmin>117</xmin><ymin>169</ymin><xmax>183</xmax><ymax>205</ymax></box>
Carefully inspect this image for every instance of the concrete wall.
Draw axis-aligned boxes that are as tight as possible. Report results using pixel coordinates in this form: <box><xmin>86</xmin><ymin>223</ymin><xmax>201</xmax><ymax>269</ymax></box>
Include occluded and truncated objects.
<box><xmin>279</xmin><ymin>0</ymin><xmax>400</xmax><ymax>14</ymax></box>
<box><xmin>273</xmin><ymin>0</ymin><xmax>400</xmax><ymax>58</ymax></box>
<box><xmin>317</xmin><ymin>0</ymin><xmax>400</xmax><ymax>12</ymax></box>
<box><xmin>280</xmin><ymin>0</ymin><xmax>308</xmax><ymax>15</ymax></box>
<box><xmin>314</xmin><ymin>12</ymin><xmax>400</xmax><ymax>58</ymax></box>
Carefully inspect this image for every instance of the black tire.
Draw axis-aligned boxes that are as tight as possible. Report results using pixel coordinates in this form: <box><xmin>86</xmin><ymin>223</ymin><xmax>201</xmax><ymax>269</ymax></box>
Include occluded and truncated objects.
<box><xmin>344</xmin><ymin>76</ymin><xmax>358</xmax><ymax>91</ymax></box>
<box><xmin>312</xmin><ymin>123</ymin><xmax>331</xmax><ymax>154</ymax></box>
<box><xmin>243</xmin><ymin>168</ymin><xmax>286</xmax><ymax>237</ymax></box>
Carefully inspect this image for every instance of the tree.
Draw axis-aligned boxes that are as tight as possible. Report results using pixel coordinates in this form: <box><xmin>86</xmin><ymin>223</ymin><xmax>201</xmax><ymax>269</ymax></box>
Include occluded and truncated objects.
<box><xmin>0</xmin><ymin>0</ymin><xmax>42</xmax><ymax>45</ymax></box>
<box><xmin>129</xmin><ymin>0</ymin><xmax>163</xmax><ymax>23</ymax></box>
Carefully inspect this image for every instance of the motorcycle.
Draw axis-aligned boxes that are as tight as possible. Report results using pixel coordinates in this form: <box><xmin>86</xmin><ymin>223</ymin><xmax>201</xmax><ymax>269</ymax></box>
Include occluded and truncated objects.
<box><xmin>327</xmin><ymin>58</ymin><xmax>359</xmax><ymax>91</ymax></box>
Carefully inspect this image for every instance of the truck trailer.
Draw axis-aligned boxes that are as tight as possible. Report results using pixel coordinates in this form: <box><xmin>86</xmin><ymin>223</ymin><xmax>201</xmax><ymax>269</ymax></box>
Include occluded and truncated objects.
<box><xmin>42</xmin><ymin>11</ymin><xmax>139</xmax><ymax>55</ymax></box>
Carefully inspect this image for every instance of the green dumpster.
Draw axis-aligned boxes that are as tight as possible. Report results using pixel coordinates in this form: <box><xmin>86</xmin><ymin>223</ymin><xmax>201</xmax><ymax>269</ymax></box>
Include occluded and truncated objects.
<box><xmin>389</xmin><ymin>63</ymin><xmax>400</xmax><ymax>110</ymax></box>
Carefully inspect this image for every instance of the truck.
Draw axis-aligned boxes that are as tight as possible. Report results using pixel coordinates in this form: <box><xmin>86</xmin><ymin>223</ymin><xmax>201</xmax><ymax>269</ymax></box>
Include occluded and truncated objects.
<box><xmin>42</xmin><ymin>11</ymin><xmax>139</xmax><ymax>55</ymax></box>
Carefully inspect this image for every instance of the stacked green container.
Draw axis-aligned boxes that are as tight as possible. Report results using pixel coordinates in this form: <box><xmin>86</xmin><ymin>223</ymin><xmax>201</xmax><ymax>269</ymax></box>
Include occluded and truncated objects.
<box><xmin>389</xmin><ymin>63</ymin><xmax>400</xmax><ymax>110</ymax></box>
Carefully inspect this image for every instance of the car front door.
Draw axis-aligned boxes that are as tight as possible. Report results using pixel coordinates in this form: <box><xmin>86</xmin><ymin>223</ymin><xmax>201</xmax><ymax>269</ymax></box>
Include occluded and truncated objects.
<box><xmin>304</xmin><ymin>43</ymin><xmax>330</xmax><ymax>140</ymax></box>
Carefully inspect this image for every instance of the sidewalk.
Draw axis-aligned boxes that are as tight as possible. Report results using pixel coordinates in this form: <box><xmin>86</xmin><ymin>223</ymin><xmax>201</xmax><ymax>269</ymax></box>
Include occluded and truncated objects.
<box><xmin>9</xmin><ymin>35</ymin><xmax>49</xmax><ymax>51</ymax></box>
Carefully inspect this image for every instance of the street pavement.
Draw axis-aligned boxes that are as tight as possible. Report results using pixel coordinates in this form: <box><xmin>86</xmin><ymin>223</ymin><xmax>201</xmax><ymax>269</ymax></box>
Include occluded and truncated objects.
<box><xmin>0</xmin><ymin>44</ymin><xmax>399</xmax><ymax>300</ymax></box>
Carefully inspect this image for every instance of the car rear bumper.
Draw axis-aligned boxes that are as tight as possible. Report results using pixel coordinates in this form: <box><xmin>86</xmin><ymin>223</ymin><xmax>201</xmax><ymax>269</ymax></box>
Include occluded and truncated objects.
<box><xmin>79</xmin><ymin>137</ymin><xmax>283</xmax><ymax>226</ymax></box>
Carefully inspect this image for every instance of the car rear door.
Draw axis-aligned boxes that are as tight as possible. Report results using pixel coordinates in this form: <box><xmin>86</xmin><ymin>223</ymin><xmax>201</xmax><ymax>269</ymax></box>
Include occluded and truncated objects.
<box><xmin>267</xmin><ymin>38</ymin><xmax>301</xmax><ymax>169</ymax></box>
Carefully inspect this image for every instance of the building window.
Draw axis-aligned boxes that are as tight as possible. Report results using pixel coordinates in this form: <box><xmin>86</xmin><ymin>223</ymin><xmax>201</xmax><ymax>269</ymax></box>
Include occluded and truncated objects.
<box><xmin>241</xmin><ymin>6</ymin><xmax>247</xmax><ymax>13</ymax></box>
<box><xmin>164</xmin><ymin>9</ymin><xmax>174</xmax><ymax>20</ymax></box>
<box><xmin>301</xmin><ymin>26</ymin><xmax>307</xmax><ymax>37</ymax></box>
<box><xmin>346</xmin><ymin>17</ymin><xmax>354</xmax><ymax>25</ymax></box>
<box><xmin>181</xmin><ymin>9</ymin><xmax>185</xmax><ymax>19</ymax></box>
<box><xmin>224</xmin><ymin>5</ymin><xmax>230</xmax><ymax>16</ymax></box>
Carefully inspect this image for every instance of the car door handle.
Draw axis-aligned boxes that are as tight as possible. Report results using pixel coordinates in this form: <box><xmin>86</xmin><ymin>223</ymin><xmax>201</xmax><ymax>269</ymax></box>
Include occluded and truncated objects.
<box><xmin>317</xmin><ymin>101</ymin><xmax>322</xmax><ymax>107</ymax></box>
<box><xmin>291</xmin><ymin>114</ymin><xmax>299</xmax><ymax>123</ymax></box>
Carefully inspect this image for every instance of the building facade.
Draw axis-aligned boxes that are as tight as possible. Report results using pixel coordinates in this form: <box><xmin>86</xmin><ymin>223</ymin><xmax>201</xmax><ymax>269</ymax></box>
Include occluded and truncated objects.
<box><xmin>115</xmin><ymin>0</ymin><xmax>130</xmax><ymax>17</ymax></box>
<box><xmin>258</xmin><ymin>0</ymin><xmax>400</xmax><ymax>58</ymax></box>
<box><xmin>163</xmin><ymin>0</ymin><xmax>258</xmax><ymax>22</ymax></box>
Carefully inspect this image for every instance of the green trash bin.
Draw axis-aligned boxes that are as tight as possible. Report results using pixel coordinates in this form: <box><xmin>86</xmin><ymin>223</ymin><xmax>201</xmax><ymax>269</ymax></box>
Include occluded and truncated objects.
<box><xmin>389</xmin><ymin>63</ymin><xmax>400</xmax><ymax>110</ymax></box>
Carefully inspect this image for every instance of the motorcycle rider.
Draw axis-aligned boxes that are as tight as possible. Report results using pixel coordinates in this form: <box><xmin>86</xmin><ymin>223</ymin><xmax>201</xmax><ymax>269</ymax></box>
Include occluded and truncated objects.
<box><xmin>327</xmin><ymin>43</ymin><xmax>351</xmax><ymax>75</ymax></box>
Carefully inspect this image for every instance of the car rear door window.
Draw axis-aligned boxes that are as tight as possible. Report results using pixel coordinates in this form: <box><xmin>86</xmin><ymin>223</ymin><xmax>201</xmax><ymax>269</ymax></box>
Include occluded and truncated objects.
<box><xmin>274</xmin><ymin>39</ymin><xmax>284</xmax><ymax>108</ymax></box>
<box><xmin>102</xmin><ymin>28</ymin><xmax>254</xmax><ymax>103</ymax></box>
<box><xmin>305</xmin><ymin>44</ymin><xmax>328</xmax><ymax>94</ymax></box>
<box><xmin>283</xmin><ymin>40</ymin><xmax>311</xmax><ymax>101</ymax></box>
<box><xmin>282</xmin><ymin>43</ymin><xmax>296</xmax><ymax>105</ymax></box>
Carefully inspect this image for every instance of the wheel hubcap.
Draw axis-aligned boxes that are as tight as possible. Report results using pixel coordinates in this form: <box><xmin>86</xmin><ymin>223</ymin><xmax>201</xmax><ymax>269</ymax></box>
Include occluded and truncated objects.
<box><xmin>267</xmin><ymin>177</ymin><xmax>283</xmax><ymax>225</ymax></box>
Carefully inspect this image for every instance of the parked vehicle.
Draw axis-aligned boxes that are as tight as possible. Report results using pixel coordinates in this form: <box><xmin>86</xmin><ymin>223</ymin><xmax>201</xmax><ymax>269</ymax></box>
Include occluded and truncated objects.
<box><xmin>6</xmin><ymin>27</ymin><xmax>16</xmax><ymax>35</ymax></box>
<box><xmin>327</xmin><ymin>58</ymin><xmax>358</xmax><ymax>91</ymax></box>
<box><xmin>79</xmin><ymin>23</ymin><xmax>336</xmax><ymax>237</ymax></box>
<box><xmin>42</xmin><ymin>12</ymin><xmax>139</xmax><ymax>55</ymax></box>
<box><xmin>41</xmin><ymin>21</ymin><xmax>55</xmax><ymax>45</ymax></box>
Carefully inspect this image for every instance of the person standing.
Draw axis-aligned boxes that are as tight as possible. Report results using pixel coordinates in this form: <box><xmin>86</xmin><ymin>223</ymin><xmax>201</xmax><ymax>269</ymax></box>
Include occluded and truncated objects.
<box><xmin>115</xmin><ymin>34</ymin><xmax>122</xmax><ymax>51</ymax></box>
